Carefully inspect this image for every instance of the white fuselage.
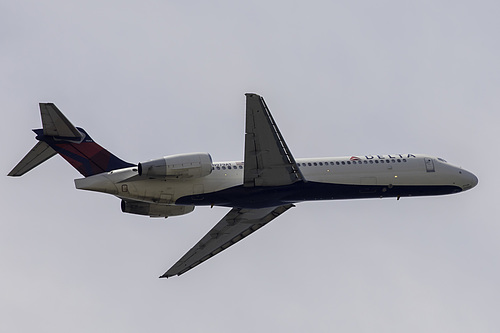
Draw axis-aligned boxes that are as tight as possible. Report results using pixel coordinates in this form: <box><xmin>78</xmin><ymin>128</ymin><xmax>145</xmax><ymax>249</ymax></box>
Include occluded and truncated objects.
<box><xmin>75</xmin><ymin>153</ymin><xmax>478</xmax><ymax>209</ymax></box>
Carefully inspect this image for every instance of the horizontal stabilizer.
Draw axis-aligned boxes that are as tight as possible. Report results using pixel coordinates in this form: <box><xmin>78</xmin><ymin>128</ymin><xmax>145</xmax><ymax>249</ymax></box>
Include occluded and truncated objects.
<box><xmin>40</xmin><ymin>103</ymin><xmax>83</xmax><ymax>139</ymax></box>
<box><xmin>8</xmin><ymin>141</ymin><xmax>57</xmax><ymax>176</ymax></box>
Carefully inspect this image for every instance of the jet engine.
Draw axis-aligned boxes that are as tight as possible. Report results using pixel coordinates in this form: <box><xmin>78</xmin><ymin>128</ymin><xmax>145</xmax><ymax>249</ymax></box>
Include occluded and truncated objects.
<box><xmin>121</xmin><ymin>200</ymin><xmax>195</xmax><ymax>218</ymax></box>
<box><xmin>138</xmin><ymin>152</ymin><xmax>212</xmax><ymax>179</ymax></box>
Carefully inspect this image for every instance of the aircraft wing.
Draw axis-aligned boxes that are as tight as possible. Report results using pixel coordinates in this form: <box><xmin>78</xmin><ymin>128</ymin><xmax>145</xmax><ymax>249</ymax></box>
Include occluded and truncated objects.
<box><xmin>244</xmin><ymin>93</ymin><xmax>305</xmax><ymax>187</ymax></box>
<box><xmin>161</xmin><ymin>204</ymin><xmax>294</xmax><ymax>278</ymax></box>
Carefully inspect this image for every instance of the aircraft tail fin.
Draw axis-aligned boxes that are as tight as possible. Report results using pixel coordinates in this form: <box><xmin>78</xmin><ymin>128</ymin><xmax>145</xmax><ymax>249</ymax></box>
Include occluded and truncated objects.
<box><xmin>8</xmin><ymin>103</ymin><xmax>134</xmax><ymax>177</ymax></box>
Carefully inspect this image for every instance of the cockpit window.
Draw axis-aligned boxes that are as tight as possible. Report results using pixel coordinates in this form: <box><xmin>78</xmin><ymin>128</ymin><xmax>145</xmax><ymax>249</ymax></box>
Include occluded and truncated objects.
<box><xmin>437</xmin><ymin>158</ymin><xmax>447</xmax><ymax>163</ymax></box>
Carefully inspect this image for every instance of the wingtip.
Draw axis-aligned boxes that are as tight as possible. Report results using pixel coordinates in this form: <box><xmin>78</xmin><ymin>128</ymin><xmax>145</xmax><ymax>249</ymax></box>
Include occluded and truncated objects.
<box><xmin>39</xmin><ymin>102</ymin><xmax>55</xmax><ymax>107</ymax></box>
<box><xmin>245</xmin><ymin>92</ymin><xmax>261</xmax><ymax>98</ymax></box>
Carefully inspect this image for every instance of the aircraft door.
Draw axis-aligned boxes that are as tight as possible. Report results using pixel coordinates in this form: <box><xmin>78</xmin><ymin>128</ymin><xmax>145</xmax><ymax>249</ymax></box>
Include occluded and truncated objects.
<box><xmin>424</xmin><ymin>157</ymin><xmax>435</xmax><ymax>172</ymax></box>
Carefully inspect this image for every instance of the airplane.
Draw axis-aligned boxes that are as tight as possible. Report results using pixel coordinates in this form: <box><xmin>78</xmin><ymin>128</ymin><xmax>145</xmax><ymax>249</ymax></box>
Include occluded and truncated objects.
<box><xmin>9</xmin><ymin>93</ymin><xmax>478</xmax><ymax>278</ymax></box>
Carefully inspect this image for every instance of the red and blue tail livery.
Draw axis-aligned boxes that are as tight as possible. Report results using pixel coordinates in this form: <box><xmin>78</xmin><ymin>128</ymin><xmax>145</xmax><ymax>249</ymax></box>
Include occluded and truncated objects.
<box><xmin>9</xmin><ymin>103</ymin><xmax>133</xmax><ymax>177</ymax></box>
<box><xmin>32</xmin><ymin>127</ymin><xmax>133</xmax><ymax>177</ymax></box>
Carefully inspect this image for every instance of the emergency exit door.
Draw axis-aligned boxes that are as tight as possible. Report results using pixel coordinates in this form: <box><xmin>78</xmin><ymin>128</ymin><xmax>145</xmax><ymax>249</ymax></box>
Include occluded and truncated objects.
<box><xmin>424</xmin><ymin>157</ymin><xmax>435</xmax><ymax>172</ymax></box>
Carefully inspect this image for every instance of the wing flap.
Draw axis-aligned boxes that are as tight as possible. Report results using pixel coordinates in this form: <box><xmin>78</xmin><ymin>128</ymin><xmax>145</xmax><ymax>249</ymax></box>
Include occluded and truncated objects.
<box><xmin>161</xmin><ymin>204</ymin><xmax>294</xmax><ymax>278</ymax></box>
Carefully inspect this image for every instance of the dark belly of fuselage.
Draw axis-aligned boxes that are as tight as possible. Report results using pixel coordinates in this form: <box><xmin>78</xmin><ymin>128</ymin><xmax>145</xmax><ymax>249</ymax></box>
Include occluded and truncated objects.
<box><xmin>175</xmin><ymin>181</ymin><xmax>462</xmax><ymax>209</ymax></box>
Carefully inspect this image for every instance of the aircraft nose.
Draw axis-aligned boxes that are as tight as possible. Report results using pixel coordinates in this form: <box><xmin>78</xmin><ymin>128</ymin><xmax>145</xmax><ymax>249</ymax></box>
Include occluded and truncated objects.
<box><xmin>460</xmin><ymin>169</ymin><xmax>478</xmax><ymax>191</ymax></box>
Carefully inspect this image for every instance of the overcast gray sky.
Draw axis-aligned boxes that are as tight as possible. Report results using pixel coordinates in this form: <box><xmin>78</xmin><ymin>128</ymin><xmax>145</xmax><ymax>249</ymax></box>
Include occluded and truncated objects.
<box><xmin>1</xmin><ymin>1</ymin><xmax>498</xmax><ymax>332</ymax></box>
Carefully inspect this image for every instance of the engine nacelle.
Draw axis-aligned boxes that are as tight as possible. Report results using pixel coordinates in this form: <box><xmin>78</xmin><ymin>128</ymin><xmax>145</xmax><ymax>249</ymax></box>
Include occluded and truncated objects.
<box><xmin>121</xmin><ymin>200</ymin><xmax>195</xmax><ymax>218</ymax></box>
<box><xmin>138</xmin><ymin>152</ymin><xmax>213</xmax><ymax>179</ymax></box>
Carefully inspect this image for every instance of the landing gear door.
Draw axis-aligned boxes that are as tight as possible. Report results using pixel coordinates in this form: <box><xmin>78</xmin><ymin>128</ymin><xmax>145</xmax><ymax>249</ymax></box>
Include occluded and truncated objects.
<box><xmin>424</xmin><ymin>157</ymin><xmax>435</xmax><ymax>172</ymax></box>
